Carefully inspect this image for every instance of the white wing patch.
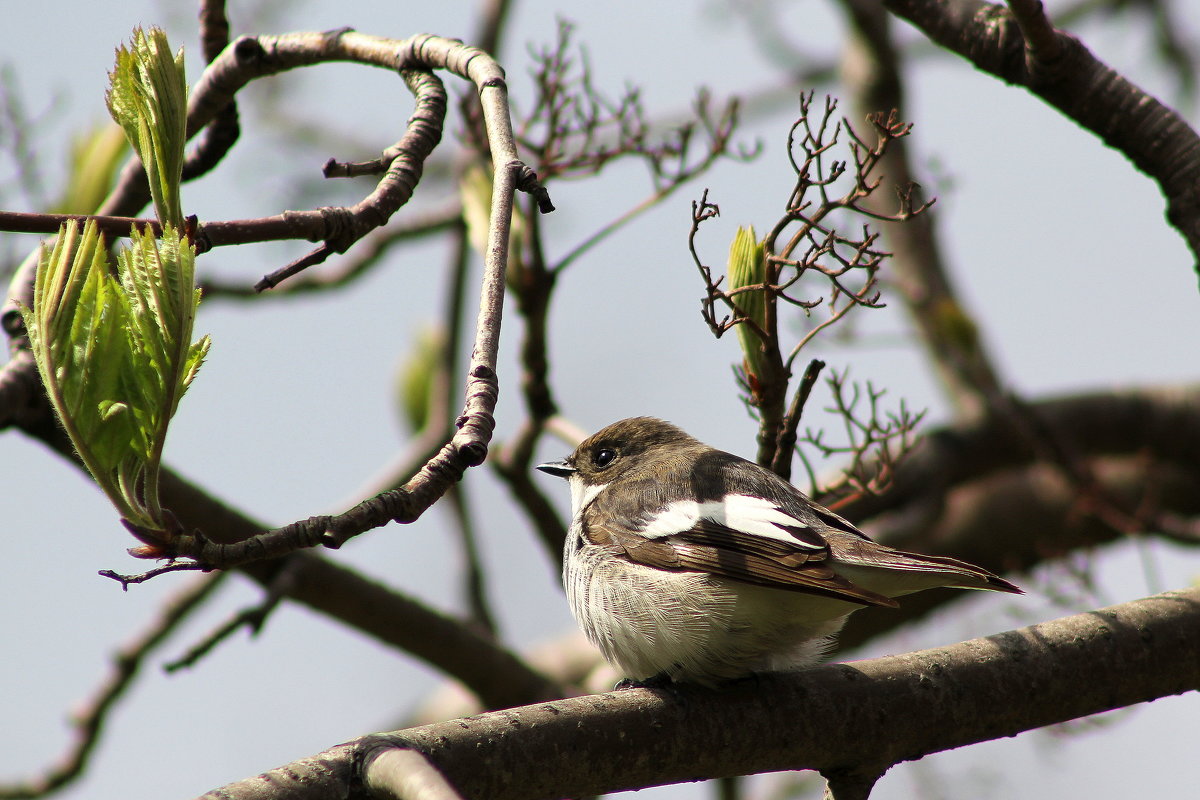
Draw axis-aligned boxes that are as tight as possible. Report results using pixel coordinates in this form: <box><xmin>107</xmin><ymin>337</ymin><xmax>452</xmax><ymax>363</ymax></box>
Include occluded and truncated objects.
<box><xmin>640</xmin><ymin>494</ymin><xmax>821</xmax><ymax>549</ymax></box>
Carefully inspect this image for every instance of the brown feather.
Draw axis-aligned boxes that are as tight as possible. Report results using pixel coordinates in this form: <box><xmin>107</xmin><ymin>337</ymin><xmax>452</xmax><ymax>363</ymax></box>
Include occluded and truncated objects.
<box><xmin>582</xmin><ymin>512</ymin><xmax>898</xmax><ymax>608</ymax></box>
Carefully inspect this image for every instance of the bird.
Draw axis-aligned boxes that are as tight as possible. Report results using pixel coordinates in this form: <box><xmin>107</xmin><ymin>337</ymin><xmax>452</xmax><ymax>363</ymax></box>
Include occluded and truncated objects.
<box><xmin>536</xmin><ymin>416</ymin><xmax>1020</xmax><ymax>686</ymax></box>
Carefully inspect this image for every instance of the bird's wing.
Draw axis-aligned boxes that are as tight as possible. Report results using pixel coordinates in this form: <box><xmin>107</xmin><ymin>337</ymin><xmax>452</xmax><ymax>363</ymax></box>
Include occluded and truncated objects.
<box><xmin>581</xmin><ymin>494</ymin><xmax>898</xmax><ymax>608</ymax></box>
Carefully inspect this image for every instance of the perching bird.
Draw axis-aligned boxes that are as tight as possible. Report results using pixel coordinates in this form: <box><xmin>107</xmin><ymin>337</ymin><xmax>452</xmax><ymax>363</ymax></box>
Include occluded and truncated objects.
<box><xmin>537</xmin><ymin>417</ymin><xmax>1020</xmax><ymax>686</ymax></box>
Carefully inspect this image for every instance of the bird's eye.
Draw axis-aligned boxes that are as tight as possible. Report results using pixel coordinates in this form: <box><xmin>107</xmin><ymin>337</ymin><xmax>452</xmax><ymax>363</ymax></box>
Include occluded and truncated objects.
<box><xmin>594</xmin><ymin>448</ymin><xmax>616</xmax><ymax>468</ymax></box>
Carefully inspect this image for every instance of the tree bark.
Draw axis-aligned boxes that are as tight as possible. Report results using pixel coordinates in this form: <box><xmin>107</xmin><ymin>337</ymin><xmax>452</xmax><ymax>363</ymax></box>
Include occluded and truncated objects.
<box><xmin>199</xmin><ymin>587</ymin><xmax>1200</xmax><ymax>800</ymax></box>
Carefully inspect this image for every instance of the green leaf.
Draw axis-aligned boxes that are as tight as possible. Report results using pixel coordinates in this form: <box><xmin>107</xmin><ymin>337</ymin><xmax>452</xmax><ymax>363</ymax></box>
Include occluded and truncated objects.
<box><xmin>19</xmin><ymin>28</ymin><xmax>207</xmax><ymax>543</ymax></box>
<box><xmin>20</xmin><ymin>220</ymin><xmax>209</xmax><ymax>536</ymax></box>
<box><xmin>116</xmin><ymin>223</ymin><xmax>206</xmax><ymax>448</ymax></box>
<box><xmin>106</xmin><ymin>27</ymin><xmax>188</xmax><ymax>227</ymax></box>
<box><xmin>727</xmin><ymin>225</ymin><xmax>769</xmax><ymax>380</ymax></box>
<box><xmin>22</xmin><ymin>220</ymin><xmax>149</xmax><ymax>525</ymax></box>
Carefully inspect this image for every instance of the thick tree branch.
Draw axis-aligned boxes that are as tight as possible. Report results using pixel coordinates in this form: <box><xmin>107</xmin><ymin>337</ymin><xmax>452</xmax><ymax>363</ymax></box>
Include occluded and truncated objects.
<box><xmin>184</xmin><ymin>0</ymin><xmax>240</xmax><ymax>183</ymax></box>
<box><xmin>883</xmin><ymin>0</ymin><xmax>1200</xmax><ymax>277</ymax></box>
<box><xmin>836</xmin><ymin>385</ymin><xmax>1200</xmax><ymax>648</ymax></box>
<box><xmin>840</xmin><ymin>386</ymin><xmax>1200</xmax><ymax>526</ymax></box>
<box><xmin>0</xmin><ymin>348</ymin><xmax>38</xmax><ymax>429</ymax></box>
<box><xmin>197</xmin><ymin>587</ymin><xmax>1200</xmax><ymax>800</ymax></box>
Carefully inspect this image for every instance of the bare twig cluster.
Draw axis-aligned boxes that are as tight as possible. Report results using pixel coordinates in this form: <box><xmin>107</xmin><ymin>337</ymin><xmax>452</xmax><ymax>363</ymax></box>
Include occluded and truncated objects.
<box><xmin>691</xmin><ymin>92</ymin><xmax>930</xmax><ymax>477</ymax></box>
<box><xmin>514</xmin><ymin>21</ymin><xmax>753</xmax><ymax>189</ymax></box>
<box><xmin>798</xmin><ymin>369</ymin><xmax>926</xmax><ymax>505</ymax></box>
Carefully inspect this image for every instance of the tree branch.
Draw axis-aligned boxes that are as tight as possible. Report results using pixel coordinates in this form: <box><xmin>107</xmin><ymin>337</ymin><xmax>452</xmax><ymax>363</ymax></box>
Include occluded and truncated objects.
<box><xmin>152</xmin><ymin>468</ymin><xmax>564</xmax><ymax>709</ymax></box>
<box><xmin>364</xmin><ymin>749</ymin><xmax>467</xmax><ymax>800</ymax></box>
<box><xmin>883</xmin><ymin>0</ymin><xmax>1200</xmax><ymax>277</ymax></box>
<box><xmin>184</xmin><ymin>0</ymin><xmax>240</xmax><ymax>182</ymax></box>
<box><xmin>2</xmin><ymin>392</ymin><xmax>562</xmax><ymax>710</ymax></box>
<box><xmin>3</xmin><ymin>31</ymin><xmax>551</xmax><ymax>569</ymax></box>
<box><xmin>835</xmin><ymin>386</ymin><xmax>1200</xmax><ymax>648</ymax></box>
<box><xmin>198</xmin><ymin>203</ymin><xmax>460</xmax><ymax>299</ymax></box>
<box><xmin>197</xmin><ymin>587</ymin><xmax>1200</xmax><ymax>800</ymax></box>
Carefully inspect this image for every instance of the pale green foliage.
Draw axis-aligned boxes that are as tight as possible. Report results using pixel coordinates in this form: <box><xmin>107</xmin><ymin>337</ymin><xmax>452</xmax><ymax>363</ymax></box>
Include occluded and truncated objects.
<box><xmin>117</xmin><ymin>224</ymin><xmax>211</xmax><ymax>438</ymax></box>
<box><xmin>106</xmin><ymin>26</ymin><xmax>188</xmax><ymax>227</ymax></box>
<box><xmin>460</xmin><ymin>162</ymin><xmax>493</xmax><ymax>258</ymax></box>
<box><xmin>50</xmin><ymin>124</ymin><xmax>130</xmax><ymax>215</ymax></box>
<box><xmin>727</xmin><ymin>225</ymin><xmax>768</xmax><ymax>379</ymax></box>
<box><xmin>19</xmin><ymin>27</ymin><xmax>208</xmax><ymax>538</ymax></box>
<box><xmin>397</xmin><ymin>326</ymin><xmax>446</xmax><ymax>433</ymax></box>
<box><xmin>22</xmin><ymin>221</ymin><xmax>210</xmax><ymax>533</ymax></box>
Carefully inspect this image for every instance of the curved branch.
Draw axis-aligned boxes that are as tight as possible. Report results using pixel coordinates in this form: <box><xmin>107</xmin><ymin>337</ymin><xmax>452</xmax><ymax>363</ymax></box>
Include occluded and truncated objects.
<box><xmin>249</xmin><ymin>66</ymin><xmax>446</xmax><ymax>289</ymax></box>
<box><xmin>5</xmin><ymin>31</ymin><xmax>550</xmax><ymax>570</ymax></box>
<box><xmin>153</xmin><ymin>33</ymin><xmax>544</xmax><ymax>560</ymax></box>
<box><xmin>3</xmin><ymin>32</ymin><xmax>549</xmax><ymax>440</ymax></box>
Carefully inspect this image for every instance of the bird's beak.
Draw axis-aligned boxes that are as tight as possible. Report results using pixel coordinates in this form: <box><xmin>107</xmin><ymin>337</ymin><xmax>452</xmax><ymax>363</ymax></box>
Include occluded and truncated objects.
<box><xmin>536</xmin><ymin>459</ymin><xmax>576</xmax><ymax>478</ymax></box>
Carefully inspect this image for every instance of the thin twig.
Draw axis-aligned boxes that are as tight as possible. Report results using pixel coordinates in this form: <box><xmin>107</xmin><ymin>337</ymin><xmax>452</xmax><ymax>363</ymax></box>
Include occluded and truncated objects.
<box><xmin>0</xmin><ymin>210</ymin><xmax>161</xmax><ymax>238</ymax></box>
<box><xmin>691</xmin><ymin>92</ymin><xmax>920</xmax><ymax>467</ymax></box>
<box><xmin>164</xmin><ymin>556</ymin><xmax>304</xmax><ymax>672</ymax></box>
<box><xmin>99</xmin><ymin>561</ymin><xmax>211</xmax><ymax>588</ymax></box>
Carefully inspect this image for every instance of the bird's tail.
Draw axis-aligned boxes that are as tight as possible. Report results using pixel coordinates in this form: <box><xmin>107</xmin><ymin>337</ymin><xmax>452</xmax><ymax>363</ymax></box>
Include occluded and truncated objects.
<box><xmin>826</xmin><ymin>531</ymin><xmax>1022</xmax><ymax>598</ymax></box>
